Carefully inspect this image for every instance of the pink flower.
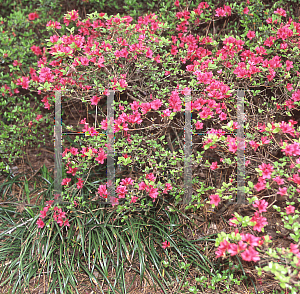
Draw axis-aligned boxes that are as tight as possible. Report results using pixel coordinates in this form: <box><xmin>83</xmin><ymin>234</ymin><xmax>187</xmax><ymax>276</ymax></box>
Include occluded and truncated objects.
<box><xmin>162</xmin><ymin>109</ymin><xmax>171</xmax><ymax>117</ymax></box>
<box><xmin>209</xmin><ymin>194</ymin><xmax>221</xmax><ymax>206</ymax></box>
<box><xmin>219</xmin><ymin>112</ymin><xmax>227</xmax><ymax>120</ymax></box>
<box><xmin>287</xmin><ymin>83</ymin><xmax>293</xmax><ymax>91</ymax></box>
<box><xmin>46</xmin><ymin>20</ymin><xmax>61</xmax><ymax>29</ymax></box>
<box><xmin>165</xmin><ymin>183</ymin><xmax>173</xmax><ymax>191</ymax></box>
<box><xmin>228</xmin><ymin>216</ymin><xmax>238</xmax><ymax>227</ymax></box>
<box><xmin>68</xmin><ymin>10</ymin><xmax>79</xmax><ymax>21</ymax></box>
<box><xmin>171</xmin><ymin>45</ymin><xmax>178</xmax><ymax>55</ymax></box>
<box><xmin>261</xmin><ymin>136</ymin><xmax>270</xmax><ymax>145</ymax></box>
<box><xmin>215</xmin><ymin>240</ymin><xmax>229</xmax><ymax>258</ymax></box>
<box><xmin>224</xmin><ymin>5</ymin><xmax>231</xmax><ymax>16</ymax></box>
<box><xmin>130</xmin><ymin>196</ymin><xmax>138</xmax><ymax>204</ymax></box>
<box><xmin>241</xmin><ymin>246</ymin><xmax>260</xmax><ymax>262</ymax></box>
<box><xmin>162</xmin><ymin>241</ymin><xmax>170</xmax><ymax>249</ymax></box>
<box><xmin>195</xmin><ymin>121</ymin><xmax>203</xmax><ymax>129</ymax></box>
<box><xmin>37</xmin><ymin>218</ymin><xmax>45</xmax><ymax>229</ymax></box>
<box><xmin>210</xmin><ymin>162</ymin><xmax>218</xmax><ymax>170</ymax></box>
<box><xmin>277</xmin><ymin>187</ymin><xmax>287</xmax><ymax>196</ymax></box>
<box><xmin>242</xmin><ymin>233</ymin><xmax>261</xmax><ymax>247</ymax></box>
<box><xmin>66</xmin><ymin>166</ymin><xmax>78</xmax><ymax>176</ymax></box>
<box><xmin>274</xmin><ymin>8</ymin><xmax>286</xmax><ymax>17</ymax></box>
<box><xmin>228</xmin><ymin>241</ymin><xmax>247</xmax><ymax>256</ymax></box>
<box><xmin>119</xmin><ymin>79</ymin><xmax>127</xmax><ymax>88</ymax></box>
<box><xmin>243</xmin><ymin>7</ymin><xmax>249</xmax><ymax>14</ymax></box>
<box><xmin>150</xmin><ymin>99</ymin><xmax>162</xmax><ymax>110</ymax></box>
<box><xmin>286</xmin><ymin>60</ymin><xmax>293</xmax><ymax>71</ymax></box>
<box><xmin>28</xmin><ymin>12</ymin><xmax>39</xmax><ymax>21</ymax></box>
<box><xmin>146</xmin><ymin>49</ymin><xmax>153</xmax><ymax>58</ymax></box>
<box><xmin>154</xmin><ymin>54</ymin><xmax>161</xmax><ymax>63</ymax></box>
<box><xmin>16</xmin><ymin>76</ymin><xmax>30</xmax><ymax>89</ymax></box>
<box><xmin>61</xmin><ymin>178</ymin><xmax>71</xmax><ymax>186</ymax></box>
<box><xmin>215</xmin><ymin>8</ymin><xmax>226</xmax><ymax>17</ymax></box>
<box><xmin>116</xmin><ymin>185</ymin><xmax>127</xmax><ymax>198</ymax></box>
<box><xmin>13</xmin><ymin>60</ymin><xmax>21</xmax><ymax>67</ymax></box>
<box><xmin>286</xmin><ymin>205</ymin><xmax>295</xmax><ymax>214</ymax></box>
<box><xmin>163</xmin><ymin>182</ymin><xmax>173</xmax><ymax>194</ymax></box>
<box><xmin>290</xmin><ymin>243</ymin><xmax>300</xmax><ymax>254</ymax></box>
<box><xmin>31</xmin><ymin>45</ymin><xmax>42</xmax><ymax>56</ymax></box>
<box><xmin>253</xmin><ymin>199</ymin><xmax>268</xmax><ymax>213</ymax></box>
<box><xmin>254</xmin><ymin>181</ymin><xmax>266</xmax><ymax>192</ymax></box>
<box><xmin>97</xmin><ymin>184</ymin><xmax>108</xmax><ymax>198</ymax></box>
<box><xmin>95</xmin><ymin>149</ymin><xmax>107</xmax><ymax>164</ymax></box>
<box><xmin>110</xmin><ymin>197</ymin><xmax>119</xmax><ymax>206</ymax></box>
<box><xmin>36</xmin><ymin>114</ymin><xmax>43</xmax><ymax>121</ymax></box>
<box><xmin>182</xmin><ymin>87</ymin><xmax>191</xmax><ymax>96</ymax></box>
<box><xmin>149</xmin><ymin>187</ymin><xmax>159</xmax><ymax>201</ymax></box>
<box><xmin>146</xmin><ymin>173</ymin><xmax>156</xmax><ymax>182</ymax></box>
<box><xmin>138</xmin><ymin>181</ymin><xmax>147</xmax><ymax>190</ymax></box>
<box><xmin>70</xmin><ymin>147</ymin><xmax>79</xmax><ymax>155</ymax></box>
<box><xmin>46</xmin><ymin>200</ymin><xmax>54</xmax><ymax>206</ymax></box>
<box><xmin>77</xmin><ymin>178</ymin><xmax>84</xmax><ymax>189</ymax></box>
<box><xmin>120</xmin><ymin>178</ymin><xmax>134</xmax><ymax>186</ymax></box>
<box><xmin>80</xmin><ymin>118</ymin><xmax>87</xmax><ymax>124</ymax></box>
<box><xmin>274</xmin><ymin>176</ymin><xmax>284</xmax><ymax>185</ymax></box>
<box><xmin>64</xmin><ymin>219</ymin><xmax>70</xmax><ymax>227</ymax></box>
<box><xmin>40</xmin><ymin>208</ymin><xmax>47</xmax><ymax>219</ymax></box>
<box><xmin>91</xmin><ymin>95</ymin><xmax>101</xmax><ymax>105</ymax></box>
<box><xmin>247</xmin><ymin>30</ymin><xmax>256</xmax><ymax>40</ymax></box>
<box><xmin>174</xmin><ymin>0</ymin><xmax>180</xmax><ymax>7</ymax></box>
<box><xmin>251</xmin><ymin>211</ymin><xmax>268</xmax><ymax>232</ymax></box>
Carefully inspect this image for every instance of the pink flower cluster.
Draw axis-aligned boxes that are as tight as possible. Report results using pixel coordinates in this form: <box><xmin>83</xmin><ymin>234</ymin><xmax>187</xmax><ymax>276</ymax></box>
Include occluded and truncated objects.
<box><xmin>28</xmin><ymin>12</ymin><xmax>39</xmax><ymax>21</ymax></box>
<box><xmin>97</xmin><ymin>184</ymin><xmax>108</xmax><ymax>198</ymax></box>
<box><xmin>215</xmin><ymin>5</ymin><xmax>231</xmax><ymax>18</ymax></box>
<box><xmin>216</xmin><ymin>231</ymin><xmax>265</xmax><ymax>262</ymax></box>
<box><xmin>16</xmin><ymin>76</ymin><xmax>30</xmax><ymax>89</ymax></box>
<box><xmin>64</xmin><ymin>10</ymin><xmax>79</xmax><ymax>26</ymax></box>
<box><xmin>258</xmin><ymin>163</ymin><xmax>274</xmax><ymax>179</ymax></box>
<box><xmin>31</xmin><ymin>45</ymin><xmax>42</xmax><ymax>56</ymax></box>
<box><xmin>91</xmin><ymin>174</ymin><xmax>172</xmax><ymax>206</ymax></box>
<box><xmin>46</xmin><ymin>20</ymin><xmax>61</xmax><ymax>29</ymax></box>
<box><xmin>41</xmin><ymin>95</ymin><xmax>50</xmax><ymax>110</ymax></box>
<box><xmin>13</xmin><ymin>60</ymin><xmax>22</xmax><ymax>67</ymax></box>
<box><xmin>36</xmin><ymin>200</ymin><xmax>70</xmax><ymax>229</ymax></box>
<box><xmin>162</xmin><ymin>241</ymin><xmax>170</xmax><ymax>249</ymax></box>
<box><xmin>282</xmin><ymin>142</ymin><xmax>300</xmax><ymax>156</ymax></box>
<box><xmin>289</xmin><ymin>243</ymin><xmax>300</xmax><ymax>266</ymax></box>
<box><xmin>228</xmin><ymin>200</ymin><xmax>268</xmax><ymax>232</ymax></box>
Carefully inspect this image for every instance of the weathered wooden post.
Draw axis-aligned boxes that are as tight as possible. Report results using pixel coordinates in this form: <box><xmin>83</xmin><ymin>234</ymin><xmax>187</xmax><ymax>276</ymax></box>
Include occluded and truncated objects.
<box><xmin>184</xmin><ymin>90</ymin><xmax>193</xmax><ymax>205</ymax></box>
<box><xmin>54</xmin><ymin>90</ymin><xmax>62</xmax><ymax>201</ymax></box>
<box><xmin>236</xmin><ymin>89</ymin><xmax>246</xmax><ymax>205</ymax></box>
<box><xmin>107</xmin><ymin>90</ymin><xmax>116</xmax><ymax>205</ymax></box>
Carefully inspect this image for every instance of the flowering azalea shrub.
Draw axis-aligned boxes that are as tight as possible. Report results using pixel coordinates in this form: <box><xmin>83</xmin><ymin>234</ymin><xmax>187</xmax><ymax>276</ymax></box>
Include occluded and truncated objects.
<box><xmin>0</xmin><ymin>0</ymin><xmax>297</xmax><ymax>174</ymax></box>
<box><xmin>25</xmin><ymin>2</ymin><xmax>300</xmax><ymax>291</ymax></box>
<box><xmin>2</xmin><ymin>0</ymin><xmax>300</xmax><ymax>292</ymax></box>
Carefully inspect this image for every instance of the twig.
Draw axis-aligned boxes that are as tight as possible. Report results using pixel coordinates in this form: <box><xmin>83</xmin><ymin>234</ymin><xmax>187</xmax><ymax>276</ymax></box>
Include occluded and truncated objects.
<box><xmin>2</xmin><ymin>218</ymin><xmax>34</xmax><ymax>235</ymax></box>
<box><xmin>127</xmin><ymin>90</ymin><xmax>147</xmax><ymax>103</ymax></box>
<box><xmin>39</xmin><ymin>148</ymin><xmax>55</xmax><ymax>154</ymax></box>
<box><xmin>166</xmin><ymin>131</ymin><xmax>181</xmax><ymax>169</ymax></box>
<box><xmin>171</xmin><ymin>126</ymin><xmax>184</xmax><ymax>150</ymax></box>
